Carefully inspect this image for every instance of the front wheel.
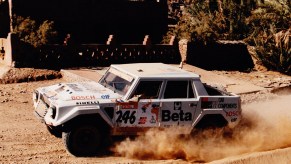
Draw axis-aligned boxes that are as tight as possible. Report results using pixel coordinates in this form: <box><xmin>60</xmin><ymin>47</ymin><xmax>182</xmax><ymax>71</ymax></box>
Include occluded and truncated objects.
<box><xmin>46</xmin><ymin>125</ymin><xmax>62</xmax><ymax>138</ymax></box>
<box><xmin>62</xmin><ymin>124</ymin><xmax>101</xmax><ymax>157</ymax></box>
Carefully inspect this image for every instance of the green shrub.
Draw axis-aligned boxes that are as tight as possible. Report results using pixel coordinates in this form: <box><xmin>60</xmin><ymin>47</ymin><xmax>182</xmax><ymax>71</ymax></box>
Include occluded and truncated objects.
<box><xmin>246</xmin><ymin>0</ymin><xmax>290</xmax><ymax>74</ymax></box>
<box><xmin>167</xmin><ymin>0</ymin><xmax>225</xmax><ymax>44</ymax></box>
<box><xmin>252</xmin><ymin>29</ymin><xmax>290</xmax><ymax>74</ymax></box>
<box><xmin>166</xmin><ymin>0</ymin><xmax>290</xmax><ymax>74</ymax></box>
<box><xmin>13</xmin><ymin>16</ymin><xmax>57</xmax><ymax>47</ymax></box>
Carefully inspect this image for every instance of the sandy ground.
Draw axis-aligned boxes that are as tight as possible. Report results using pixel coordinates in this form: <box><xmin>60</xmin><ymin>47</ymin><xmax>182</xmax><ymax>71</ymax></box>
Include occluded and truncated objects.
<box><xmin>0</xmin><ymin>67</ymin><xmax>291</xmax><ymax>164</ymax></box>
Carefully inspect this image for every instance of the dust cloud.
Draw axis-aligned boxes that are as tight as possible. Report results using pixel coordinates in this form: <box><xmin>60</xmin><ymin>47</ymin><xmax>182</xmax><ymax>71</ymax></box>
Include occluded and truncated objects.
<box><xmin>113</xmin><ymin>94</ymin><xmax>291</xmax><ymax>162</ymax></box>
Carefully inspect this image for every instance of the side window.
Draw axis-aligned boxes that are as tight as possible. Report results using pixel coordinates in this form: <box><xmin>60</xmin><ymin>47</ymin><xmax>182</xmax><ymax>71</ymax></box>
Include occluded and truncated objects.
<box><xmin>188</xmin><ymin>82</ymin><xmax>195</xmax><ymax>98</ymax></box>
<box><xmin>131</xmin><ymin>81</ymin><xmax>163</xmax><ymax>99</ymax></box>
<box><xmin>164</xmin><ymin>80</ymin><xmax>195</xmax><ymax>99</ymax></box>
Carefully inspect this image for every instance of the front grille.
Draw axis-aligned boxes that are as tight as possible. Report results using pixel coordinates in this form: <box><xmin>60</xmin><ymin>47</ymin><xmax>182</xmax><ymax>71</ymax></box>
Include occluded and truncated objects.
<box><xmin>35</xmin><ymin>94</ymin><xmax>50</xmax><ymax>118</ymax></box>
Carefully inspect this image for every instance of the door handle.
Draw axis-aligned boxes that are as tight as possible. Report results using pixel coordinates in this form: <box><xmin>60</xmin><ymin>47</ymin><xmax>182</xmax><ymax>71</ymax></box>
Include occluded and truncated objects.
<box><xmin>152</xmin><ymin>104</ymin><xmax>159</xmax><ymax>108</ymax></box>
<box><xmin>189</xmin><ymin>103</ymin><xmax>197</xmax><ymax>107</ymax></box>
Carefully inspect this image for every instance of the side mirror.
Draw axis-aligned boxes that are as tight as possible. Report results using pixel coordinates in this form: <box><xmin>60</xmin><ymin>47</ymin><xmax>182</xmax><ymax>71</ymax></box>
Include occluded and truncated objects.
<box><xmin>128</xmin><ymin>94</ymin><xmax>142</xmax><ymax>102</ymax></box>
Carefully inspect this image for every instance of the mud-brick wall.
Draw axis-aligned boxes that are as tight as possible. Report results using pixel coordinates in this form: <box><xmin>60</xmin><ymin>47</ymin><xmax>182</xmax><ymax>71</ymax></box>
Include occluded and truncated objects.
<box><xmin>11</xmin><ymin>43</ymin><xmax>181</xmax><ymax>69</ymax></box>
<box><xmin>48</xmin><ymin>44</ymin><xmax>179</xmax><ymax>68</ymax></box>
<box><xmin>186</xmin><ymin>41</ymin><xmax>254</xmax><ymax>71</ymax></box>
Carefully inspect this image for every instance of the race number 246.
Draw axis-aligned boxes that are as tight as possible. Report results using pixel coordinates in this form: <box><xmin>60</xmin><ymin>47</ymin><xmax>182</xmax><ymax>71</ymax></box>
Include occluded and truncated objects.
<box><xmin>116</xmin><ymin>110</ymin><xmax>136</xmax><ymax>124</ymax></box>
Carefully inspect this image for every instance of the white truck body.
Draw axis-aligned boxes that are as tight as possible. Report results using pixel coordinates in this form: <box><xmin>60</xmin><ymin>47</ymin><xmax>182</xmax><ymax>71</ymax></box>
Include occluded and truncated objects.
<box><xmin>33</xmin><ymin>63</ymin><xmax>241</xmax><ymax>156</ymax></box>
<box><xmin>34</xmin><ymin>63</ymin><xmax>241</xmax><ymax>134</ymax></box>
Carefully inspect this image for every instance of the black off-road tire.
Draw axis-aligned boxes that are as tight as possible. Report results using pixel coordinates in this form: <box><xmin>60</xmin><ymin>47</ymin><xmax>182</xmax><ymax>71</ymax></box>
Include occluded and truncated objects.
<box><xmin>62</xmin><ymin>124</ymin><xmax>101</xmax><ymax>157</ymax></box>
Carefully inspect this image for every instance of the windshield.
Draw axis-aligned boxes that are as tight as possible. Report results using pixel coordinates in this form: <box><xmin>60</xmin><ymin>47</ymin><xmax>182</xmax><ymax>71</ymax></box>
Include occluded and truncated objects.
<box><xmin>99</xmin><ymin>68</ymin><xmax>134</xmax><ymax>95</ymax></box>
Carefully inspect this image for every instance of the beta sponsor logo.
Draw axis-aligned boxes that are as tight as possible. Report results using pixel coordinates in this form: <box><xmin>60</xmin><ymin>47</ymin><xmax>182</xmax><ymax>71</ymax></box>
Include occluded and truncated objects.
<box><xmin>162</xmin><ymin>110</ymin><xmax>192</xmax><ymax>122</ymax></box>
<box><xmin>71</xmin><ymin>95</ymin><xmax>96</xmax><ymax>100</ymax></box>
<box><xmin>76</xmin><ymin>101</ymin><xmax>99</xmax><ymax>105</ymax></box>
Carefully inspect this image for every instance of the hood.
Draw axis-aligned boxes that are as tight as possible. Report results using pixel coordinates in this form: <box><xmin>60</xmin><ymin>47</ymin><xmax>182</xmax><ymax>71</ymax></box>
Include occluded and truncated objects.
<box><xmin>39</xmin><ymin>81</ymin><xmax>121</xmax><ymax>102</ymax></box>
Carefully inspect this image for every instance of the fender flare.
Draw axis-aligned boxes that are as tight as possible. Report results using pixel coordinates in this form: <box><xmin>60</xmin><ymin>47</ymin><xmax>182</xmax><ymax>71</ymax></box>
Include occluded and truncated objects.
<box><xmin>45</xmin><ymin>105</ymin><xmax>114</xmax><ymax>127</ymax></box>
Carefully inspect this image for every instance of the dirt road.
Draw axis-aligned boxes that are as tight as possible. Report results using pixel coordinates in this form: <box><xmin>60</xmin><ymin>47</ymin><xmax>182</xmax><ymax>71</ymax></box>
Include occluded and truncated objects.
<box><xmin>1</xmin><ymin>68</ymin><xmax>291</xmax><ymax>163</ymax></box>
<box><xmin>0</xmin><ymin>79</ymin><xmax>190</xmax><ymax>164</ymax></box>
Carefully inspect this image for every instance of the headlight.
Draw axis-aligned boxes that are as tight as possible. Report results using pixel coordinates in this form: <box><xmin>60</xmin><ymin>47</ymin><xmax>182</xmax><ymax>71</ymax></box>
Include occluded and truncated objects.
<box><xmin>33</xmin><ymin>90</ymin><xmax>39</xmax><ymax>102</ymax></box>
<box><xmin>48</xmin><ymin>106</ymin><xmax>57</xmax><ymax>119</ymax></box>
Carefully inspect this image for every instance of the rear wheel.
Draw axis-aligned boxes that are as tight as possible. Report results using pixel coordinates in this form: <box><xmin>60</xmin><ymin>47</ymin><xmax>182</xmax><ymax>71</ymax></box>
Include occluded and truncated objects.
<box><xmin>62</xmin><ymin>124</ymin><xmax>101</xmax><ymax>157</ymax></box>
<box><xmin>192</xmin><ymin>115</ymin><xmax>232</xmax><ymax>137</ymax></box>
<box><xmin>195</xmin><ymin>114</ymin><xmax>227</xmax><ymax>129</ymax></box>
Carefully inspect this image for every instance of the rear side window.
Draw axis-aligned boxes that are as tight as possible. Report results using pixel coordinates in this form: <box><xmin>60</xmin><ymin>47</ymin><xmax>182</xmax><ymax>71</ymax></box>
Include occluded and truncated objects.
<box><xmin>131</xmin><ymin>81</ymin><xmax>163</xmax><ymax>99</ymax></box>
<box><xmin>164</xmin><ymin>80</ymin><xmax>195</xmax><ymax>99</ymax></box>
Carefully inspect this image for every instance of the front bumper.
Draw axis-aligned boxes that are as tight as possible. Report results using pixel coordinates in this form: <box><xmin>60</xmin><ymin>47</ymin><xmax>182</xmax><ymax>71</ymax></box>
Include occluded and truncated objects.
<box><xmin>33</xmin><ymin>111</ymin><xmax>45</xmax><ymax>123</ymax></box>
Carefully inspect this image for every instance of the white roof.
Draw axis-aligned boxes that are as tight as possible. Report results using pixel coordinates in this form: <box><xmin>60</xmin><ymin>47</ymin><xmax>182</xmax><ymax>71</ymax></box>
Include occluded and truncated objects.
<box><xmin>111</xmin><ymin>63</ymin><xmax>200</xmax><ymax>79</ymax></box>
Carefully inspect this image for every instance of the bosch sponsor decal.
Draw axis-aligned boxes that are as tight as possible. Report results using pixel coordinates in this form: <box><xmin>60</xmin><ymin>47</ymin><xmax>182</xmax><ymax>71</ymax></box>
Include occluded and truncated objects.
<box><xmin>117</xmin><ymin>102</ymin><xmax>138</xmax><ymax>109</ymax></box>
<box><xmin>162</xmin><ymin>102</ymin><xmax>192</xmax><ymax>122</ymax></box>
<box><xmin>226</xmin><ymin>111</ymin><xmax>240</xmax><ymax>117</ymax></box>
<box><xmin>201</xmin><ymin>97</ymin><xmax>237</xmax><ymax>109</ymax></box>
<box><xmin>76</xmin><ymin>101</ymin><xmax>99</xmax><ymax>105</ymax></box>
<box><xmin>71</xmin><ymin>95</ymin><xmax>96</xmax><ymax>100</ymax></box>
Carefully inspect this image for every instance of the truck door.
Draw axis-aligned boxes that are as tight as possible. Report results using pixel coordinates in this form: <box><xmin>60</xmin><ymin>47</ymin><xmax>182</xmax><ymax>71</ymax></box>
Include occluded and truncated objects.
<box><xmin>134</xmin><ymin>81</ymin><xmax>163</xmax><ymax>128</ymax></box>
<box><xmin>160</xmin><ymin>80</ymin><xmax>198</xmax><ymax>130</ymax></box>
<box><xmin>115</xmin><ymin>80</ymin><xmax>163</xmax><ymax>128</ymax></box>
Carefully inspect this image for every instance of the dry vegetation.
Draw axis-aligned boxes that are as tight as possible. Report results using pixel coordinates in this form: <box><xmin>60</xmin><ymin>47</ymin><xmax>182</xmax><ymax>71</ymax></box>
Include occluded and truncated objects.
<box><xmin>0</xmin><ymin>67</ymin><xmax>61</xmax><ymax>84</ymax></box>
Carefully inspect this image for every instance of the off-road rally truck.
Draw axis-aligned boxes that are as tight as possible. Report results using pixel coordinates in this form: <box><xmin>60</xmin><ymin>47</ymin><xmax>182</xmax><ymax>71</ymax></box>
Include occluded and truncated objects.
<box><xmin>33</xmin><ymin>63</ymin><xmax>241</xmax><ymax>156</ymax></box>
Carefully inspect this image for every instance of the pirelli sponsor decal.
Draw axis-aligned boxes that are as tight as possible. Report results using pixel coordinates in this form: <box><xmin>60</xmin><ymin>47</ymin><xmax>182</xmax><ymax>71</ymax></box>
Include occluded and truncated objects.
<box><xmin>117</xmin><ymin>102</ymin><xmax>138</xmax><ymax>109</ymax></box>
<box><xmin>76</xmin><ymin>101</ymin><xmax>99</xmax><ymax>105</ymax></box>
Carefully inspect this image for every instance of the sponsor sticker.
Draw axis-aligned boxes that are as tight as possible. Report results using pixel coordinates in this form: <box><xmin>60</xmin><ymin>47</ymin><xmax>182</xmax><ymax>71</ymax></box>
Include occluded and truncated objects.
<box><xmin>71</xmin><ymin>95</ymin><xmax>96</xmax><ymax>100</ymax></box>
<box><xmin>226</xmin><ymin>111</ymin><xmax>240</xmax><ymax>117</ymax></box>
<box><xmin>174</xmin><ymin>102</ymin><xmax>182</xmax><ymax>110</ymax></box>
<box><xmin>101</xmin><ymin>95</ymin><xmax>110</xmax><ymax>99</ymax></box>
<box><xmin>76</xmin><ymin>101</ymin><xmax>99</xmax><ymax>105</ymax></box>
<box><xmin>201</xmin><ymin>100</ymin><xmax>237</xmax><ymax>109</ymax></box>
<box><xmin>161</xmin><ymin>110</ymin><xmax>192</xmax><ymax>122</ymax></box>
<box><xmin>117</xmin><ymin>102</ymin><xmax>138</xmax><ymax>109</ymax></box>
<box><xmin>138</xmin><ymin>117</ymin><xmax>147</xmax><ymax>124</ymax></box>
<box><xmin>67</xmin><ymin>84</ymin><xmax>83</xmax><ymax>91</ymax></box>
